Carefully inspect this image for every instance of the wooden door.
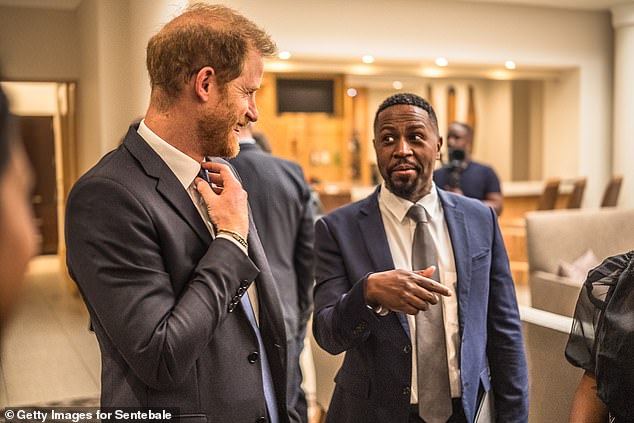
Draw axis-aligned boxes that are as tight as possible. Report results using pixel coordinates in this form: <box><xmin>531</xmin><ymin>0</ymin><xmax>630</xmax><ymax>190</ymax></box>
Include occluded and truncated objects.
<box><xmin>19</xmin><ymin>116</ymin><xmax>58</xmax><ymax>255</ymax></box>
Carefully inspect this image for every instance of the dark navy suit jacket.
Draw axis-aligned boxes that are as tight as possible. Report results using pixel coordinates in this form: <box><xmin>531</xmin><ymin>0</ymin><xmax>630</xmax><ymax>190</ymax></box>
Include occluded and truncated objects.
<box><xmin>312</xmin><ymin>186</ymin><xmax>528</xmax><ymax>423</ymax></box>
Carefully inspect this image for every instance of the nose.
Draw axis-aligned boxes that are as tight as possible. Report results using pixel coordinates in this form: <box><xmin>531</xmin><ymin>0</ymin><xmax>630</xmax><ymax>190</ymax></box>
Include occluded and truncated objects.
<box><xmin>394</xmin><ymin>137</ymin><xmax>413</xmax><ymax>157</ymax></box>
<box><xmin>246</xmin><ymin>96</ymin><xmax>258</xmax><ymax>123</ymax></box>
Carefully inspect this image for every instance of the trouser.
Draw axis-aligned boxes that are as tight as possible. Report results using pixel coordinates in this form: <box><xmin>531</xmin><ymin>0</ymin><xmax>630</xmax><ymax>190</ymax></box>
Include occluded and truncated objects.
<box><xmin>287</xmin><ymin>327</ymin><xmax>308</xmax><ymax>423</ymax></box>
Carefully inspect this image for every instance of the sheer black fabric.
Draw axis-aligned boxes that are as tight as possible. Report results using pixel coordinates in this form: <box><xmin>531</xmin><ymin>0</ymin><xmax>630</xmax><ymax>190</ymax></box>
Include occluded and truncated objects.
<box><xmin>565</xmin><ymin>250</ymin><xmax>634</xmax><ymax>422</ymax></box>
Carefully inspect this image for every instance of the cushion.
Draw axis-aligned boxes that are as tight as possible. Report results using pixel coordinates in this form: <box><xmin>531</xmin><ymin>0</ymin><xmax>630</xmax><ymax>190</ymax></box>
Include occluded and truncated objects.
<box><xmin>557</xmin><ymin>249</ymin><xmax>601</xmax><ymax>283</ymax></box>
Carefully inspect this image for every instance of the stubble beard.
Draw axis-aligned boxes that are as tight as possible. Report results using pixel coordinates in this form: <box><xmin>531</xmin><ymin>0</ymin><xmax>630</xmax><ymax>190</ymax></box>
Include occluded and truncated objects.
<box><xmin>196</xmin><ymin>91</ymin><xmax>241</xmax><ymax>158</ymax></box>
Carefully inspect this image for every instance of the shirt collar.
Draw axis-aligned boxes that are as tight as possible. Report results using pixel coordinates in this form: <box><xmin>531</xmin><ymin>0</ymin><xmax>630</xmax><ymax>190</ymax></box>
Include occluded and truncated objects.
<box><xmin>137</xmin><ymin>119</ymin><xmax>201</xmax><ymax>189</ymax></box>
<box><xmin>379</xmin><ymin>181</ymin><xmax>442</xmax><ymax>224</ymax></box>
<box><xmin>239</xmin><ymin>137</ymin><xmax>257</xmax><ymax>145</ymax></box>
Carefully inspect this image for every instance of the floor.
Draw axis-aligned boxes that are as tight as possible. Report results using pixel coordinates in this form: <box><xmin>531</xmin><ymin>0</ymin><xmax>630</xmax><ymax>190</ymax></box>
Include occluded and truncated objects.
<box><xmin>0</xmin><ymin>256</ymin><xmax>100</xmax><ymax>407</ymax></box>
<box><xmin>0</xmin><ymin>255</ymin><xmax>531</xmax><ymax>408</ymax></box>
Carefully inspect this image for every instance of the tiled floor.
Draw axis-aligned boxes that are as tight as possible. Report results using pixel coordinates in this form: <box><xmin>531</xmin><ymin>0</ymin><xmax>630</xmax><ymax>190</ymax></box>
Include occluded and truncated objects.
<box><xmin>0</xmin><ymin>256</ymin><xmax>100</xmax><ymax>407</ymax></box>
<box><xmin>0</xmin><ymin>255</ymin><xmax>531</xmax><ymax>409</ymax></box>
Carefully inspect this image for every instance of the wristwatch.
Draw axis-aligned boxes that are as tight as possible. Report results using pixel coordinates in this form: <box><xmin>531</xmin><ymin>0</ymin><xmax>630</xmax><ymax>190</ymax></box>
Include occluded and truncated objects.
<box><xmin>366</xmin><ymin>303</ymin><xmax>390</xmax><ymax>317</ymax></box>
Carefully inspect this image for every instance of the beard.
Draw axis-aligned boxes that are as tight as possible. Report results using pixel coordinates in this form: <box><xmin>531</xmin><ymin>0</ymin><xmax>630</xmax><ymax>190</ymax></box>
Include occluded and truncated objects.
<box><xmin>384</xmin><ymin>159</ymin><xmax>427</xmax><ymax>201</ymax></box>
<box><xmin>386</xmin><ymin>171</ymin><xmax>420</xmax><ymax>199</ymax></box>
<box><xmin>195</xmin><ymin>89</ymin><xmax>243</xmax><ymax>158</ymax></box>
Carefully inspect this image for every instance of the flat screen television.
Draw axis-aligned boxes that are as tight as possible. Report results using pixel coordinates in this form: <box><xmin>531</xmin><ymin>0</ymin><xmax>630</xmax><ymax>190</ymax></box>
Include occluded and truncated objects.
<box><xmin>276</xmin><ymin>78</ymin><xmax>335</xmax><ymax>114</ymax></box>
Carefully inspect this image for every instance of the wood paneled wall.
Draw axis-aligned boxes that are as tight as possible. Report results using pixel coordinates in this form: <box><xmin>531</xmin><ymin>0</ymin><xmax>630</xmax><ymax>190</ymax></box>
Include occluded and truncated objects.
<box><xmin>254</xmin><ymin>73</ymin><xmax>371</xmax><ymax>185</ymax></box>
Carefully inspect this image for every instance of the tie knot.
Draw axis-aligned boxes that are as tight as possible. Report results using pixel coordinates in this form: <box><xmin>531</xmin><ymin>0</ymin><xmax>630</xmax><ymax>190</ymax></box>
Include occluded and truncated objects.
<box><xmin>407</xmin><ymin>204</ymin><xmax>429</xmax><ymax>223</ymax></box>
<box><xmin>198</xmin><ymin>167</ymin><xmax>210</xmax><ymax>183</ymax></box>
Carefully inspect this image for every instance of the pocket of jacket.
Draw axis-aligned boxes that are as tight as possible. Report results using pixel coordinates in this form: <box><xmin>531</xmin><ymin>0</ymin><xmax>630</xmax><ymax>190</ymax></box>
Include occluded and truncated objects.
<box><xmin>471</xmin><ymin>249</ymin><xmax>491</xmax><ymax>262</ymax></box>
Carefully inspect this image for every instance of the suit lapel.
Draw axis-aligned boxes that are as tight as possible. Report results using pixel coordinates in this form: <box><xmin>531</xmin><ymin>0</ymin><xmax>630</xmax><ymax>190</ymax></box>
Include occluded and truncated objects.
<box><xmin>438</xmin><ymin>189</ymin><xmax>471</xmax><ymax>336</ymax></box>
<box><xmin>123</xmin><ymin>125</ymin><xmax>211</xmax><ymax>245</ymax></box>
<box><xmin>359</xmin><ymin>187</ymin><xmax>411</xmax><ymax>338</ymax></box>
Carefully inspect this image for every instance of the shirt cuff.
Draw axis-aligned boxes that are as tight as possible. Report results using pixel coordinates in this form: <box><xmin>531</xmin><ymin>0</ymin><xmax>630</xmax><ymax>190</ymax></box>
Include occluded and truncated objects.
<box><xmin>217</xmin><ymin>234</ymin><xmax>248</xmax><ymax>255</ymax></box>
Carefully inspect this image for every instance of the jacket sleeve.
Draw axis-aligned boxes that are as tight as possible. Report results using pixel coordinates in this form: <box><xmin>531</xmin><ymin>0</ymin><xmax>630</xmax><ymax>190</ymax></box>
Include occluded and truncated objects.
<box><xmin>65</xmin><ymin>176</ymin><xmax>259</xmax><ymax>390</ymax></box>
<box><xmin>293</xmin><ymin>170</ymin><xmax>316</xmax><ymax>326</ymax></box>
<box><xmin>485</xmin><ymin>206</ymin><xmax>529</xmax><ymax>422</ymax></box>
<box><xmin>312</xmin><ymin>217</ymin><xmax>382</xmax><ymax>355</ymax></box>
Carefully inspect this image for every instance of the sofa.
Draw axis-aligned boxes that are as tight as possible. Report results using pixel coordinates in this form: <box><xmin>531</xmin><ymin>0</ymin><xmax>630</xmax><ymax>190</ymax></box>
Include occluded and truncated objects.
<box><xmin>525</xmin><ymin>207</ymin><xmax>634</xmax><ymax>316</ymax></box>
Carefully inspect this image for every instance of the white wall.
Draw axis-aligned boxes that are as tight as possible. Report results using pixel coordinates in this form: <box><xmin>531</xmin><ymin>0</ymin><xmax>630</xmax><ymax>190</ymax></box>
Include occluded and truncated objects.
<box><xmin>0</xmin><ymin>6</ymin><xmax>79</xmax><ymax>81</ymax></box>
<box><xmin>543</xmin><ymin>70</ymin><xmax>580</xmax><ymax>183</ymax></box>
<box><xmin>478</xmin><ymin>80</ymin><xmax>513</xmax><ymax>181</ymax></box>
<box><xmin>76</xmin><ymin>0</ymin><xmax>187</xmax><ymax>173</ymax></box>
<box><xmin>128</xmin><ymin>0</ymin><xmax>188</xmax><ymax>119</ymax></box>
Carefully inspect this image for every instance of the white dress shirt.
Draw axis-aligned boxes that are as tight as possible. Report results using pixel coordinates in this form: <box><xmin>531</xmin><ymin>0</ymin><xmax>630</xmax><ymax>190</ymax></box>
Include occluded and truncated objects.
<box><xmin>377</xmin><ymin>182</ymin><xmax>461</xmax><ymax>403</ymax></box>
<box><xmin>137</xmin><ymin>120</ymin><xmax>260</xmax><ymax>321</ymax></box>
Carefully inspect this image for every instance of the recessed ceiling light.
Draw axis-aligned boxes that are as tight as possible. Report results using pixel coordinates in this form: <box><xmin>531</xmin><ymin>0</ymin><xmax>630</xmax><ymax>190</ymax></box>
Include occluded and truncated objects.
<box><xmin>505</xmin><ymin>60</ymin><xmax>516</xmax><ymax>70</ymax></box>
<box><xmin>392</xmin><ymin>81</ymin><xmax>403</xmax><ymax>90</ymax></box>
<box><xmin>347</xmin><ymin>88</ymin><xmax>358</xmax><ymax>97</ymax></box>
<box><xmin>421</xmin><ymin>67</ymin><xmax>443</xmax><ymax>78</ymax></box>
<box><xmin>435</xmin><ymin>57</ymin><xmax>448</xmax><ymax>67</ymax></box>
<box><xmin>278</xmin><ymin>51</ymin><xmax>291</xmax><ymax>60</ymax></box>
<box><xmin>362</xmin><ymin>55</ymin><xmax>375</xmax><ymax>64</ymax></box>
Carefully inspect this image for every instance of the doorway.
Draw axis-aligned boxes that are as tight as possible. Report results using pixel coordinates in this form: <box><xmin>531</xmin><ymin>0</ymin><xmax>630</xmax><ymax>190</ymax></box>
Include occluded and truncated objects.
<box><xmin>1</xmin><ymin>81</ymin><xmax>77</xmax><ymax>258</ymax></box>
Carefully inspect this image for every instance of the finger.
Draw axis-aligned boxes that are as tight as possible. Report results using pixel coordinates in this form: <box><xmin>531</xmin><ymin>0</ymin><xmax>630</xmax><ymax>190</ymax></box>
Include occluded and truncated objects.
<box><xmin>414</xmin><ymin>265</ymin><xmax>436</xmax><ymax>278</ymax></box>
<box><xmin>413</xmin><ymin>275</ymin><xmax>452</xmax><ymax>297</ymax></box>
<box><xmin>207</xmin><ymin>172</ymin><xmax>224</xmax><ymax>187</ymax></box>
<box><xmin>195</xmin><ymin>177</ymin><xmax>222</xmax><ymax>196</ymax></box>
<box><xmin>410</xmin><ymin>286</ymin><xmax>439</xmax><ymax>305</ymax></box>
<box><xmin>402</xmin><ymin>303</ymin><xmax>425</xmax><ymax>315</ymax></box>
<box><xmin>406</xmin><ymin>289</ymin><xmax>436</xmax><ymax>309</ymax></box>
<box><xmin>203</xmin><ymin>162</ymin><xmax>240</xmax><ymax>188</ymax></box>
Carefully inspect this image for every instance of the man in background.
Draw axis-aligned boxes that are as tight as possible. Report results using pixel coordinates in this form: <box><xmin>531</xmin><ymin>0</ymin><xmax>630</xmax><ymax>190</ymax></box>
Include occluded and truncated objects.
<box><xmin>66</xmin><ymin>4</ymin><xmax>298</xmax><ymax>422</ymax></box>
<box><xmin>230</xmin><ymin>124</ymin><xmax>315</xmax><ymax>423</ymax></box>
<box><xmin>433</xmin><ymin>122</ymin><xmax>503</xmax><ymax>215</ymax></box>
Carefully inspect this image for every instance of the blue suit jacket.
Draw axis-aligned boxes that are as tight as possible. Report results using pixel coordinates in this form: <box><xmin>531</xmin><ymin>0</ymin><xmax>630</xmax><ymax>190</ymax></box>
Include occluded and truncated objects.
<box><xmin>312</xmin><ymin>187</ymin><xmax>528</xmax><ymax>423</ymax></box>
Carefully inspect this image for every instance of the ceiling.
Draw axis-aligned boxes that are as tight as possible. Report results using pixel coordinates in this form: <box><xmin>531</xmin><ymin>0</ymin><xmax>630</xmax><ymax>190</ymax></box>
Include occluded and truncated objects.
<box><xmin>0</xmin><ymin>0</ymin><xmax>82</xmax><ymax>9</ymax></box>
<box><xmin>0</xmin><ymin>0</ymin><xmax>629</xmax><ymax>11</ymax></box>
<box><xmin>460</xmin><ymin>0</ymin><xmax>629</xmax><ymax>11</ymax></box>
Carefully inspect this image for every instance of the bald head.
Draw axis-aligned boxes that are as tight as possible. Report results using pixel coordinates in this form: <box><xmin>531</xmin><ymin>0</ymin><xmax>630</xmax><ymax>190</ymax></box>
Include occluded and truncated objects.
<box><xmin>447</xmin><ymin>121</ymin><xmax>474</xmax><ymax>158</ymax></box>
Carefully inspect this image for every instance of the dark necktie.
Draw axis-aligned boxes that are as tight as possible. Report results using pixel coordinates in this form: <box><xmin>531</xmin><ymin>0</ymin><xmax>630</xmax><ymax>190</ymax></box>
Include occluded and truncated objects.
<box><xmin>198</xmin><ymin>166</ymin><xmax>279</xmax><ymax>423</ymax></box>
<box><xmin>407</xmin><ymin>204</ymin><xmax>452</xmax><ymax>423</ymax></box>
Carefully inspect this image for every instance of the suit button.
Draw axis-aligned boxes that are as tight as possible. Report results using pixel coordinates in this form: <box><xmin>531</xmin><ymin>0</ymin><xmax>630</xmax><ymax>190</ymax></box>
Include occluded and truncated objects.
<box><xmin>248</xmin><ymin>352</ymin><xmax>259</xmax><ymax>363</ymax></box>
<box><xmin>255</xmin><ymin>417</ymin><xmax>267</xmax><ymax>423</ymax></box>
<box><xmin>402</xmin><ymin>386</ymin><xmax>411</xmax><ymax>396</ymax></box>
<box><xmin>403</xmin><ymin>345</ymin><xmax>411</xmax><ymax>354</ymax></box>
<box><xmin>238</xmin><ymin>286</ymin><xmax>246</xmax><ymax>294</ymax></box>
<box><xmin>352</xmin><ymin>320</ymin><xmax>368</xmax><ymax>336</ymax></box>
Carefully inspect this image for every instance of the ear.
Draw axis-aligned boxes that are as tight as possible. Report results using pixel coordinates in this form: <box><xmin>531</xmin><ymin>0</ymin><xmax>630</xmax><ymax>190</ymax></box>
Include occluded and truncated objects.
<box><xmin>194</xmin><ymin>66</ymin><xmax>216</xmax><ymax>102</ymax></box>
<box><xmin>436</xmin><ymin>136</ymin><xmax>443</xmax><ymax>160</ymax></box>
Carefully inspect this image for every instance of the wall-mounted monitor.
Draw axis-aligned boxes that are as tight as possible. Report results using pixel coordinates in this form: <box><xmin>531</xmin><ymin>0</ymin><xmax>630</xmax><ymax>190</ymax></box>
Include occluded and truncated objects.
<box><xmin>276</xmin><ymin>78</ymin><xmax>335</xmax><ymax>114</ymax></box>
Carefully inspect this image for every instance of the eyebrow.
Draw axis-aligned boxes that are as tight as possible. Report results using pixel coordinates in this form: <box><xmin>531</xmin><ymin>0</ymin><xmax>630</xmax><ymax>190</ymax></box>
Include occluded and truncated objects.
<box><xmin>379</xmin><ymin>123</ymin><xmax>428</xmax><ymax>130</ymax></box>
